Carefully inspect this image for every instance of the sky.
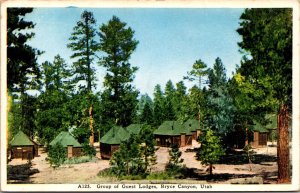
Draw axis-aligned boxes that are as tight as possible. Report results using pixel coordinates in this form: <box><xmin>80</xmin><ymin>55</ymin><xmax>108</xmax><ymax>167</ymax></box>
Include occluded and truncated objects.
<box><xmin>25</xmin><ymin>8</ymin><xmax>244</xmax><ymax>98</ymax></box>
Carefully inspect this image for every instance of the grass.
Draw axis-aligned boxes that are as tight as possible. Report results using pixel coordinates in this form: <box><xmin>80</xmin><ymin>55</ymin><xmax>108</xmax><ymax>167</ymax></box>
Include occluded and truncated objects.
<box><xmin>97</xmin><ymin>167</ymin><xmax>179</xmax><ymax>181</ymax></box>
<box><xmin>63</xmin><ymin>156</ymin><xmax>97</xmax><ymax>165</ymax></box>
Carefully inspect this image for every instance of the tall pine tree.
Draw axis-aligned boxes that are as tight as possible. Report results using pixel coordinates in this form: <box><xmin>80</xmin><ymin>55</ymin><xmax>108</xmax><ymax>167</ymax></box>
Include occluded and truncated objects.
<box><xmin>237</xmin><ymin>8</ymin><xmax>292</xmax><ymax>183</ymax></box>
<box><xmin>35</xmin><ymin>55</ymin><xmax>72</xmax><ymax>145</ymax></box>
<box><xmin>67</xmin><ymin>10</ymin><xmax>98</xmax><ymax>145</ymax></box>
<box><xmin>99</xmin><ymin>16</ymin><xmax>139</xmax><ymax>127</ymax></box>
<box><xmin>7</xmin><ymin>8</ymin><xmax>42</xmax><ymax>139</ymax></box>
<box><xmin>184</xmin><ymin>59</ymin><xmax>209</xmax><ymax>130</ymax></box>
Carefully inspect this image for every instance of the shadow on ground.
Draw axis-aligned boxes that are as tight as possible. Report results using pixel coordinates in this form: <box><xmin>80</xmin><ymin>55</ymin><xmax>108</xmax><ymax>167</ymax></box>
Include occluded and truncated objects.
<box><xmin>185</xmin><ymin>148</ymin><xmax>277</xmax><ymax>165</ymax></box>
<box><xmin>218</xmin><ymin>149</ymin><xmax>277</xmax><ymax>165</ymax></box>
<box><xmin>7</xmin><ymin>163</ymin><xmax>39</xmax><ymax>184</ymax></box>
<box><xmin>177</xmin><ymin>167</ymin><xmax>256</xmax><ymax>182</ymax></box>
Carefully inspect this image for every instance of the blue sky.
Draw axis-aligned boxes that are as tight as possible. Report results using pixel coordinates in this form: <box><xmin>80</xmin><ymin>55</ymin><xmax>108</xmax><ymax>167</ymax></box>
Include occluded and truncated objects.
<box><xmin>25</xmin><ymin>8</ymin><xmax>244</xmax><ymax>97</ymax></box>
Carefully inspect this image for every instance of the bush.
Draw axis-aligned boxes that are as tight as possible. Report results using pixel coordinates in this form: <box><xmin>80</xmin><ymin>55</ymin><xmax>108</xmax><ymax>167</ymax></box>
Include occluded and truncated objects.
<box><xmin>63</xmin><ymin>156</ymin><xmax>97</xmax><ymax>164</ymax></box>
<box><xmin>166</xmin><ymin>144</ymin><xmax>184</xmax><ymax>174</ymax></box>
<box><xmin>146</xmin><ymin>171</ymin><xmax>174</xmax><ymax>180</ymax></box>
<box><xmin>48</xmin><ymin>143</ymin><xmax>66</xmax><ymax>168</ymax></box>
<box><xmin>196</xmin><ymin>129</ymin><xmax>225</xmax><ymax>176</ymax></box>
<box><xmin>110</xmin><ymin>135</ymin><xmax>145</xmax><ymax>177</ymax></box>
<box><xmin>82</xmin><ymin>143</ymin><xmax>96</xmax><ymax>157</ymax></box>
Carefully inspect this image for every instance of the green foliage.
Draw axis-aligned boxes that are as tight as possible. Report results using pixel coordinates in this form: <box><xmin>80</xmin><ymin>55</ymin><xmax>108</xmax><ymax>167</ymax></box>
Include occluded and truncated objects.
<box><xmin>109</xmin><ymin>135</ymin><xmax>144</xmax><ymax>176</ymax></box>
<box><xmin>164</xmin><ymin>80</ymin><xmax>176</xmax><ymax>120</ymax></box>
<box><xmin>99</xmin><ymin>16</ymin><xmax>139</xmax><ymax>127</ymax></box>
<box><xmin>67</xmin><ymin>10</ymin><xmax>98</xmax><ymax>91</ymax></box>
<box><xmin>184</xmin><ymin>59</ymin><xmax>209</xmax><ymax>83</ymax></box>
<box><xmin>82</xmin><ymin>143</ymin><xmax>96</xmax><ymax>157</ymax></box>
<box><xmin>139</xmin><ymin>125</ymin><xmax>157</xmax><ymax>172</ymax></box>
<box><xmin>7</xmin><ymin>8</ymin><xmax>42</xmax><ymax>93</ymax></box>
<box><xmin>205</xmin><ymin>58</ymin><xmax>235</xmax><ymax>136</ymax></box>
<box><xmin>173</xmin><ymin>81</ymin><xmax>188</xmax><ymax>120</ymax></box>
<box><xmin>63</xmin><ymin>156</ymin><xmax>97</xmax><ymax>164</ymax></box>
<box><xmin>237</xmin><ymin>8</ymin><xmax>292</xmax><ymax>106</ymax></box>
<box><xmin>183</xmin><ymin>59</ymin><xmax>209</xmax><ymax>129</ymax></box>
<box><xmin>7</xmin><ymin>8</ymin><xmax>43</xmax><ymax>141</ymax></box>
<box><xmin>140</xmin><ymin>102</ymin><xmax>154</xmax><ymax>125</ymax></box>
<box><xmin>109</xmin><ymin>125</ymin><xmax>156</xmax><ymax>177</ymax></box>
<box><xmin>237</xmin><ymin>9</ymin><xmax>292</xmax><ymax>181</ymax></box>
<box><xmin>196</xmin><ymin>129</ymin><xmax>225</xmax><ymax>175</ymax></box>
<box><xmin>166</xmin><ymin>144</ymin><xmax>184</xmax><ymax>173</ymax></box>
<box><xmin>208</xmin><ymin>57</ymin><xmax>227</xmax><ymax>88</ymax></box>
<box><xmin>48</xmin><ymin>143</ymin><xmax>67</xmax><ymax>168</ymax></box>
<box><xmin>35</xmin><ymin>55</ymin><xmax>72</xmax><ymax>145</ymax></box>
<box><xmin>152</xmin><ymin>85</ymin><xmax>165</xmax><ymax>127</ymax></box>
<box><xmin>146</xmin><ymin>171</ymin><xmax>175</xmax><ymax>180</ymax></box>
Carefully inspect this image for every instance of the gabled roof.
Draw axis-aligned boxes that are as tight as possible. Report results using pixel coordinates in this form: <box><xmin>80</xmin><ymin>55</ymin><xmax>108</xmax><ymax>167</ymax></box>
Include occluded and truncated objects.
<box><xmin>154</xmin><ymin>121</ymin><xmax>192</xmax><ymax>136</ymax></box>
<box><xmin>184</xmin><ymin>119</ymin><xmax>200</xmax><ymax>132</ymax></box>
<box><xmin>10</xmin><ymin>131</ymin><xmax>35</xmax><ymax>146</ymax></box>
<box><xmin>100</xmin><ymin>126</ymin><xmax>131</xmax><ymax>145</ymax></box>
<box><xmin>49</xmin><ymin>131</ymin><xmax>82</xmax><ymax>147</ymax></box>
<box><xmin>126</xmin><ymin>124</ymin><xmax>143</xmax><ymax>135</ymax></box>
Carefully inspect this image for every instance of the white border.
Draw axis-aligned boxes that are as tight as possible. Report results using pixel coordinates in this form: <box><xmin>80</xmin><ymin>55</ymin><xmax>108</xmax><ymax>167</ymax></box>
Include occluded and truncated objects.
<box><xmin>1</xmin><ymin>0</ymin><xmax>299</xmax><ymax>192</ymax></box>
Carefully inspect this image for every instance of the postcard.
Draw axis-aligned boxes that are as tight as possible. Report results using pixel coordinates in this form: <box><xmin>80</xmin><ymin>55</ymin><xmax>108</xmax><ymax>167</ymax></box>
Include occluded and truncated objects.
<box><xmin>1</xmin><ymin>0</ymin><xmax>299</xmax><ymax>192</ymax></box>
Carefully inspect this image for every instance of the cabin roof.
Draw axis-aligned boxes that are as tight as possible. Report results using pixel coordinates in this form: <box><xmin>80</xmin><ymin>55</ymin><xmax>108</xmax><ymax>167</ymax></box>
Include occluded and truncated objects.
<box><xmin>154</xmin><ymin>121</ymin><xmax>192</xmax><ymax>136</ymax></box>
<box><xmin>10</xmin><ymin>131</ymin><xmax>36</xmax><ymax>146</ymax></box>
<box><xmin>100</xmin><ymin>126</ymin><xmax>131</xmax><ymax>145</ymax></box>
<box><xmin>184</xmin><ymin>119</ymin><xmax>200</xmax><ymax>132</ymax></box>
<box><xmin>49</xmin><ymin>131</ymin><xmax>82</xmax><ymax>147</ymax></box>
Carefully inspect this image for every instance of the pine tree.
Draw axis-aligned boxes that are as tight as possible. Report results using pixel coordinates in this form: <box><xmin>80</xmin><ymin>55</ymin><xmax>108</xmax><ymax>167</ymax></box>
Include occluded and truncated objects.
<box><xmin>184</xmin><ymin>59</ymin><xmax>209</xmax><ymax>131</ymax></box>
<box><xmin>7</xmin><ymin>8</ymin><xmax>42</xmax><ymax>139</ymax></box>
<box><xmin>67</xmin><ymin>10</ymin><xmax>98</xmax><ymax>145</ymax></box>
<box><xmin>164</xmin><ymin>80</ymin><xmax>176</xmax><ymax>120</ymax></box>
<box><xmin>166</xmin><ymin>143</ymin><xmax>184</xmax><ymax>174</ymax></box>
<box><xmin>99</xmin><ymin>16</ymin><xmax>139</xmax><ymax>127</ymax></box>
<box><xmin>140</xmin><ymin>102</ymin><xmax>154</xmax><ymax>125</ymax></box>
<box><xmin>7</xmin><ymin>8</ymin><xmax>42</xmax><ymax>93</ymax></box>
<box><xmin>174</xmin><ymin>81</ymin><xmax>188</xmax><ymax>120</ymax></box>
<box><xmin>153</xmin><ymin>85</ymin><xmax>165</xmax><ymax>127</ymax></box>
<box><xmin>206</xmin><ymin>58</ymin><xmax>235</xmax><ymax>136</ymax></box>
<box><xmin>196</xmin><ymin>129</ymin><xmax>225</xmax><ymax>176</ymax></box>
<box><xmin>139</xmin><ymin>125</ymin><xmax>157</xmax><ymax>172</ymax></box>
<box><xmin>237</xmin><ymin>8</ymin><xmax>292</xmax><ymax>183</ymax></box>
<box><xmin>110</xmin><ymin>135</ymin><xmax>144</xmax><ymax>176</ymax></box>
<box><xmin>35</xmin><ymin>55</ymin><xmax>72</xmax><ymax>145</ymax></box>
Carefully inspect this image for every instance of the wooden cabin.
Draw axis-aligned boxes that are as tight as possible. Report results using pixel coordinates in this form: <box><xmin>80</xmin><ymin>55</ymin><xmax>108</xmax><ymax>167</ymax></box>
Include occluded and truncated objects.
<box><xmin>9</xmin><ymin>131</ymin><xmax>38</xmax><ymax>160</ymax></box>
<box><xmin>49</xmin><ymin>131</ymin><xmax>82</xmax><ymax>158</ymax></box>
<box><xmin>184</xmin><ymin>119</ymin><xmax>201</xmax><ymax>140</ymax></box>
<box><xmin>100</xmin><ymin>126</ymin><xmax>130</xmax><ymax>159</ymax></box>
<box><xmin>154</xmin><ymin>121</ymin><xmax>192</xmax><ymax>147</ymax></box>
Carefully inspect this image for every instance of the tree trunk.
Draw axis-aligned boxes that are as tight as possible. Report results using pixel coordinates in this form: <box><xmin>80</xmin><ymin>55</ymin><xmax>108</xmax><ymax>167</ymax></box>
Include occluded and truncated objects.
<box><xmin>277</xmin><ymin>104</ymin><xmax>290</xmax><ymax>183</ymax></box>
<box><xmin>98</xmin><ymin>129</ymin><xmax>101</xmax><ymax>157</ymax></box>
<box><xmin>89</xmin><ymin>106</ymin><xmax>94</xmax><ymax>146</ymax></box>
<box><xmin>245</xmin><ymin>126</ymin><xmax>249</xmax><ymax>146</ymax></box>
<box><xmin>209</xmin><ymin>163</ymin><xmax>213</xmax><ymax>176</ymax></box>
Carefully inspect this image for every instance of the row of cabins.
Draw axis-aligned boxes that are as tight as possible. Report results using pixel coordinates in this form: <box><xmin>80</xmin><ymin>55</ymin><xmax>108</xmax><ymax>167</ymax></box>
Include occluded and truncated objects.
<box><xmin>9</xmin><ymin>116</ymin><xmax>277</xmax><ymax>160</ymax></box>
<box><xmin>99</xmin><ymin>120</ymin><xmax>202</xmax><ymax>159</ymax></box>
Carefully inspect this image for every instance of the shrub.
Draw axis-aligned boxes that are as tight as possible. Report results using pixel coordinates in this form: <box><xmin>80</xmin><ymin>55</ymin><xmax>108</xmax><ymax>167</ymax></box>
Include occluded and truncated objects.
<box><xmin>166</xmin><ymin>144</ymin><xmax>184</xmax><ymax>174</ymax></box>
<box><xmin>82</xmin><ymin>143</ymin><xmax>96</xmax><ymax>157</ymax></box>
<box><xmin>146</xmin><ymin>171</ymin><xmax>174</xmax><ymax>180</ymax></box>
<box><xmin>63</xmin><ymin>156</ymin><xmax>97</xmax><ymax>164</ymax></box>
<box><xmin>196</xmin><ymin>129</ymin><xmax>225</xmax><ymax>176</ymax></box>
<box><xmin>48</xmin><ymin>143</ymin><xmax>66</xmax><ymax>168</ymax></box>
<box><xmin>110</xmin><ymin>135</ymin><xmax>145</xmax><ymax>177</ymax></box>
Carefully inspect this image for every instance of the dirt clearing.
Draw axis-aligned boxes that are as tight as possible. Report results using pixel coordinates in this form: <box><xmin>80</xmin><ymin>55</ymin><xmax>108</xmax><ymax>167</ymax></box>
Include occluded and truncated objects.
<box><xmin>7</xmin><ymin>141</ymin><xmax>281</xmax><ymax>184</ymax></box>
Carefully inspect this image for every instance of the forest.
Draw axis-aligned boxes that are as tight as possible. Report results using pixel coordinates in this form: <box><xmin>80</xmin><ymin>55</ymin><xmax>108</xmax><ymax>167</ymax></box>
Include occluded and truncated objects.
<box><xmin>6</xmin><ymin>8</ymin><xmax>292</xmax><ymax>184</ymax></box>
